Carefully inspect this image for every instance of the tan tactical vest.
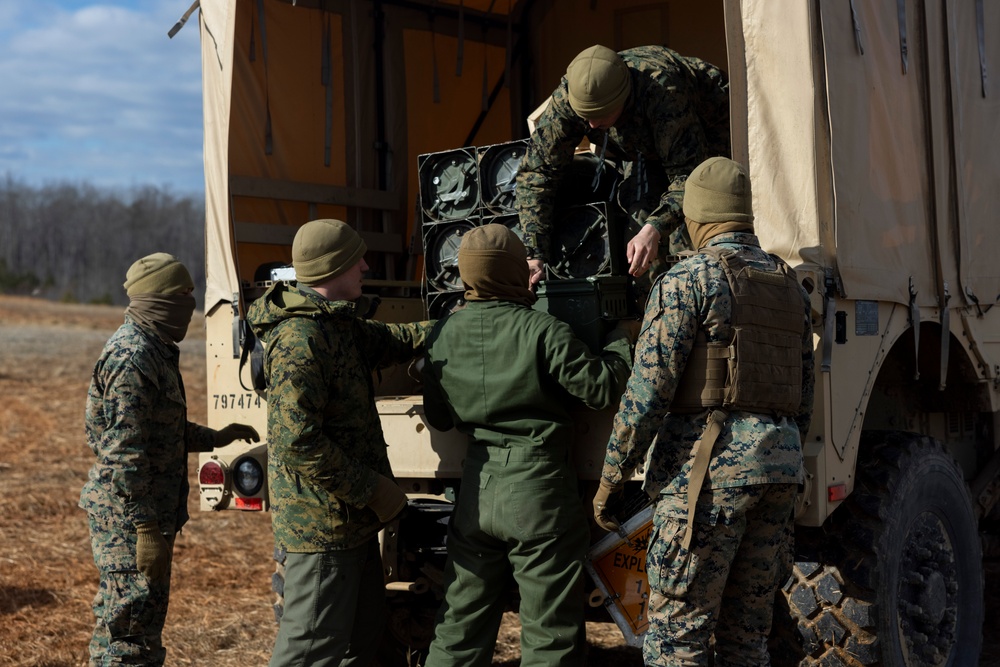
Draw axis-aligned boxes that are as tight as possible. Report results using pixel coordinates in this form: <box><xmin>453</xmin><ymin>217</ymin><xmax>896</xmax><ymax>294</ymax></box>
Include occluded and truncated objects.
<box><xmin>672</xmin><ymin>248</ymin><xmax>805</xmax><ymax>415</ymax></box>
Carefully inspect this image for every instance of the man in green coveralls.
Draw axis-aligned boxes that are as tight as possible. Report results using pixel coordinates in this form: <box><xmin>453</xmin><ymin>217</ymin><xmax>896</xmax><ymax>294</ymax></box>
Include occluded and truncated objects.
<box><xmin>515</xmin><ymin>44</ymin><xmax>730</xmax><ymax>286</ymax></box>
<box><xmin>594</xmin><ymin>158</ymin><xmax>815</xmax><ymax>666</ymax></box>
<box><xmin>81</xmin><ymin>253</ymin><xmax>259</xmax><ymax>665</ymax></box>
<box><xmin>421</xmin><ymin>223</ymin><xmax>638</xmax><ymax>667</ymax></box>
<box><xmin>247</xmin><ymin>219</ymin><xmax>431</xmax><ymax>666</ymax></box>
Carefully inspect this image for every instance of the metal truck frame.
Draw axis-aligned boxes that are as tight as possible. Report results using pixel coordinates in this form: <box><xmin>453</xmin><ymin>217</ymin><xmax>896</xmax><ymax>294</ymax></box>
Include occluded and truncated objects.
<box><xmin>186</xmin><ymin>1</ymin><xmax>1000</xmax><ymax>664</ymax></box>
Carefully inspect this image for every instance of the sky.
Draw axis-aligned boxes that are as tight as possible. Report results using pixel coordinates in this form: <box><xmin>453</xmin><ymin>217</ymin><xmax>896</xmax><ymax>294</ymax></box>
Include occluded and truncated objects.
<box><xmin>0</xmin><ymin>0</ymin><xmax>205</xmax><ymax>195</ymax></box>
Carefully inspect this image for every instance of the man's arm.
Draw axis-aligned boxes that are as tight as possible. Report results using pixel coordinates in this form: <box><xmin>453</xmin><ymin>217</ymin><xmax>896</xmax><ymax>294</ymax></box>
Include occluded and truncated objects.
<box><xmin>641</xmin><ymin>81</ymin><xmax>705</xmax><ymax>244</ymax></box>
<box><xmin>358</xmin><ymin>318</ymin><xmax>433</xmax><ymax>369</ymax></box>
<box><xmin>90</xmin><ymin>355</ymin><xmax>160</xmax><ymax>525</ymax></box>
<box><xmin>266</xmin><ymin>322</ymin><xmax>378</xmax><ymax>507</ymax></box>
<box><xmin>601</xmin><ymin>269</ymin><xmax>699</xmax><ymax>485</ymax></box>
<box><xmin>515</xmin><ymin>84</ymin><xmax>587</xmax><ymax>263</ymax></box>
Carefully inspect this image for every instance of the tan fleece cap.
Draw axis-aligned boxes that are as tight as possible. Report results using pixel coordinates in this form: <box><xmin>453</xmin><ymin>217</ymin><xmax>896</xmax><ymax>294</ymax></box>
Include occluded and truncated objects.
<box><xmin>124</xmin><ymin>253</ymin><xmax>194</xmax><ymax>296</ymax></box>
<box><xmin>566</xmin><ymin>45</ymin><xmax>631</xmax><ymax>119</ymax></box>
<box><xmin>682</xmin><ymin>157</ymin><xmax>754</xmax><ymax>224</ymax></box>
<box><xmin>292</xmin><ymin>219</ymin><xmax>367</xmax><ymax>285</ymax></box>
<box><xmin>458</xmin><ymin>224</ymin><xmax>535</xmax><ymax>305</ymax></box>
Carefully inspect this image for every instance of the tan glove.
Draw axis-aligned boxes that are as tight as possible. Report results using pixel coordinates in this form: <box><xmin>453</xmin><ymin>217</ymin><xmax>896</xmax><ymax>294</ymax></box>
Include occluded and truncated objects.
<box><xmin>214</xmin><ymin>423</ymin><xmax>260</xmax><ymax>447</ymax></box>
<box><xmin>367</xmin><ymin>474</ymin><xmax>408</xmax><ymax>523</ymax></box>
<box><xmin>592</xmin><ymin>478</ymin><xmax>624</xmax><ymax>532</ymax></box>
<box><xmin>135</xmin><ymin>522</ymin><xmax>171</xmax><ymax>580</ymax></box>
<box><xmin>614</xmin><ymin>318</ymin><xmax>642</xmax><ymax>343</ymax></box>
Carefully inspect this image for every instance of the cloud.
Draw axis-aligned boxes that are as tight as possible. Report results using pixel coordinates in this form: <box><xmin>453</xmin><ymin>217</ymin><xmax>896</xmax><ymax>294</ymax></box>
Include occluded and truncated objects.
<box><xmin>0</xmin><ymin>1</ymin><xmax>205</xmax><ymax>193</ymax></box>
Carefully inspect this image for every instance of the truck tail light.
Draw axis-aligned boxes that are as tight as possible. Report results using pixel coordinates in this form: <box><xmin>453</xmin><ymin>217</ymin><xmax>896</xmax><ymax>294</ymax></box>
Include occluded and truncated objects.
<box><xmin>199</xmin><ymin>460</ymin><xmax>226</xmax><ymax>485</ymax></box>
<box><xmin>235</xmin><ymin>496</ymin><xmax>264</xmax><ymax>511</ymax></box>
<box><xmin>828</xmin><ymin>483</ymin><xmax>848</xmax><ymax>502</ymax></box>
<box><xmin>199</xmin><ymin>458</ymin><xmax>230</xmax><ymax>510</ymax></box>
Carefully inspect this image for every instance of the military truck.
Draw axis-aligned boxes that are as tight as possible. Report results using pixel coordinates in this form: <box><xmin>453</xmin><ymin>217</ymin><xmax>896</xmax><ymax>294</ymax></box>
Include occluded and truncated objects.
<box><xmin>183</xmin><ymin>0</ymin><xmax>999</xmax><ymax>664</ymax></box>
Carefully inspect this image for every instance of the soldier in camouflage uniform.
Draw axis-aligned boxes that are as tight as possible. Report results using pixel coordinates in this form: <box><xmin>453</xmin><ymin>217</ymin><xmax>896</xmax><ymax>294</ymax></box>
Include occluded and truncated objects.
<box><xmin>81</xmin><ymin>253</ymin><xmax>259</xmax><ymax>666</ymax></box>
<box><xmin>246</xmin><ymin>219</ymin><xmax>431</xmax><ymax>667</ymax></box>
<box><xmin>594</xmin><ymin>158</ymin><xmax>815</xmax><ymax>666</ymax></box>
<box><xmin>420</xmin><ymin>224</ymin><xmax>636</xmax><ymax>667</ymax></box>
<box><xmin>515</xmin><ymin>44</ymin><xmax>730</xmax><ymax>286</ymax></box>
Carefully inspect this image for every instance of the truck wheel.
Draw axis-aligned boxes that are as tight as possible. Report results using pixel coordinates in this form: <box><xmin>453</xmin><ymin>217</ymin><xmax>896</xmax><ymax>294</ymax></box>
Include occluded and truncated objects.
<box><xmin>375</xmin><ymin>593</ymin><xmax>436</xmax><ymax>667</ymax></box>
<box><xmin>773</xmin><ymin>432</ymin><xmax>983</xmax><ymax>666</ymax></box>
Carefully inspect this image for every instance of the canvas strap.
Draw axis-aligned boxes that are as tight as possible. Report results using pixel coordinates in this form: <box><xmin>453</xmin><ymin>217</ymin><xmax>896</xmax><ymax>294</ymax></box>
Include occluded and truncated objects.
<box><xmin>682</xmin><ymin>408</ymin><xmax>729</xmax><ymax>550</ymax></box>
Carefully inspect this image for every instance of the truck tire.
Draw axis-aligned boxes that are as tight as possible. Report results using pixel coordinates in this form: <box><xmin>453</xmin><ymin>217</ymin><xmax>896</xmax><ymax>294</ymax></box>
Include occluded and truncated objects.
<box><xmin>773</xmin><ymin>431</ymin><xmax>983</xmax><ymax>666</ymax></box>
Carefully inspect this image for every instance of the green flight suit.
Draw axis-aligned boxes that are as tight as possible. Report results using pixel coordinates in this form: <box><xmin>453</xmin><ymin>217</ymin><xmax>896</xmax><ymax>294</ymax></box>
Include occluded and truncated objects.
<box><xmin>422</xmin><ymin>300</ymin><xmax>632</xmax><ymax>667</ymax></box>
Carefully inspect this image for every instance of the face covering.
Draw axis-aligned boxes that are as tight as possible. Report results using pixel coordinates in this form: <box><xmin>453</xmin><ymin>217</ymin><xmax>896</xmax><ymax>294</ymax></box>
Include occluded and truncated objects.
<box><xmin>126</xmin><ymin>293</ymin><xmax>196</xmax><ymax>344</ymax></box>
<box><xmin>685</xmin><ymin>219</ymin><xmax>754</xmax><ymax>250</ymax></box>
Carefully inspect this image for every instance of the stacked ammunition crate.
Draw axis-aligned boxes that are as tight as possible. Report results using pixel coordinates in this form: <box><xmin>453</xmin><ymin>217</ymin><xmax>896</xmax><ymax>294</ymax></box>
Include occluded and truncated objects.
<box><xmin>418</xmin><ymin>141</ymin><xmax>635</xmax><ymax>347</ymax></box>
<box><xmin>419</xmin><ymin>140</ymin><xmax>530</xmax><ymax>319</ymax></box>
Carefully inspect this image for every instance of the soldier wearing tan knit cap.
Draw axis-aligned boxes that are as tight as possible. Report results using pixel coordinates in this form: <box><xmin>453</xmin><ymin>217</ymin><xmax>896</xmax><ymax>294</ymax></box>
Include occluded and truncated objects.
<box><xmin>515</xmin><ymin>44</ymin><xmax>730</xmax><ymax>287</ymax></box>
<box><xmin>597</xmin><ymin>157</ymin><xmax>814</xmax><ymax>666</ymax></box>
<box><xmin>247</xmin><ymin>219</ymin><xmax>432</xmax><ymax>667</ymax></box>
<box><xmin>82</xmin><ymin>252</ymin><xmax>259</xmax><ymax>665</ymax></box>
<box><xmin>421</xmin><ymin>223</ymin><xmax>637</xmax><ymax>667</ymax></box>
<box><xmin>291</xmin><ymin>218</ymin><xmax>368</xmax><ymax>287</ymax></box>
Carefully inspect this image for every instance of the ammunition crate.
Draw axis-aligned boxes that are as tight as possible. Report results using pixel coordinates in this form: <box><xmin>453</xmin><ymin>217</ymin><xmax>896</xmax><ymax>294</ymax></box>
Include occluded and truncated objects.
<box><xmin>533</xmin><ymin>275</ymin><xmax>633</xmax><ymax>353</ymax></box>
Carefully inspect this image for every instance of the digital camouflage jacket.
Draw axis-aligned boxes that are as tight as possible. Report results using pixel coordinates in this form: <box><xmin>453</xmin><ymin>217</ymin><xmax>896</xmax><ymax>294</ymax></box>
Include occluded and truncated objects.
<box><xmin>247</xmin><ymin>283</ymin><xmax>430</xmax><ymax>552</ymax></box>
<box><xmin>80</xmin><ymin>318</ymin><xmax>216</xmax><ymax>533</ymax></box>
<box><xmin>515</xmin><ymin>46</ymin><xmax>730</xmax><ymax>261</ymax></box>
<box><xmin>602</xmin><ymin>232</ymin><xmax>815</xmax><ymax>496</ymax></box>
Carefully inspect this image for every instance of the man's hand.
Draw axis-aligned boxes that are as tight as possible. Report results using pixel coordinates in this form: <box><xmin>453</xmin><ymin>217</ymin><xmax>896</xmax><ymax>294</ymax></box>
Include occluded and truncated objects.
<box><xmin>528</xmin><ymin>258</ymin><xmax>545</xmax><ymax>288</ymax></box>
<box><xmin>368</xmin><ymin>474</ymin><xmax>408</xmax><ymax>523</ymax></box>
<box><xmin>135</xmin><ymin>522</ymin><xmax>171</xmax><ymax>580</ymax></box>
<box><xmin>592</xmin><ymin>478</ymin><xmax>624</xmax><ymax>532</ymax></box>
<box><xmin>214</xmin><ymin>423</ymin><xmax>261</xmax><ymax>447</ymax></box>
<box><xmin>614</xmin><ymin>318</ymin><xmax>642</xmax><ymax>344</ymax></box>
<box><xmin>626</xmin><ymin>224</ymin><xmax>662</xmax><ymax>277</ymax></box>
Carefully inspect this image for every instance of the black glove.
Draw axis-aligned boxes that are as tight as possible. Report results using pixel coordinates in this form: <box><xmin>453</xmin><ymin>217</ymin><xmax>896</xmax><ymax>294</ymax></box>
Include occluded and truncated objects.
<box><xmin>214</xmin><ymin>423</ymin><xmax>260</xmax><ymax>447</ymax></box>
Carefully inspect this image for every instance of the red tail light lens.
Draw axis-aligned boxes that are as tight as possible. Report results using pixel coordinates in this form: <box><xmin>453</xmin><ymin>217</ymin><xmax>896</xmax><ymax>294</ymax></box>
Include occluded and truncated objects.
<box><xmin>200</xmin><ymin>460</ymin><xmax>226</xmax><ymax>485</ymax></box>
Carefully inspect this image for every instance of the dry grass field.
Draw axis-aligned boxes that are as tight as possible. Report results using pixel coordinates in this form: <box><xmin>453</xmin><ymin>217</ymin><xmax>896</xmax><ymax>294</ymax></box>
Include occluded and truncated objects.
<box><xmin>1</xmin><ymin>294</ymin><xmax>996</xmax><ymax>666</ymax></box>
<box><xmin>0</xmin><ymin>296</ymin><xmax>637</xmax><ymax>666</ymax></box>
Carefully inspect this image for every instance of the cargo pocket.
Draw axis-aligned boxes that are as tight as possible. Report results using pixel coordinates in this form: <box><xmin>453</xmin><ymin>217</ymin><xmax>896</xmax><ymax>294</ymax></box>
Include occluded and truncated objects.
<box><xmin>105</xmin><ymin>570</ymin><xmax>149</xmax><ymax>640</ymax></box>
<box><xmin>511</xmin><ymin>479</ymin><xmax>577</xmax><ymax>540</ymax></box>
<box><xmin>646</xmin><ymin>499</ymin><xmax>722</xmax><ymax>599</ymax></box>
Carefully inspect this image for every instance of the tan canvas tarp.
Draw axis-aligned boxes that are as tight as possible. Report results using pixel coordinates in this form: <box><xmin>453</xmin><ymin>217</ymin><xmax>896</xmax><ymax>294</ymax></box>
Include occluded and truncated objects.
<box><xmin>744</xmin><ymin>0</ymin><xmax>1000</xmax><ymax>309</ymax></box>
<box><xmin>199</xmin><ymin>0</ymin><xmax>521</xmax><ymax>314</ymax></box>
<box><xmin>201</xmin><ymin>0</ymin><xmax>1000</xmax><ymax>316</ymax></box>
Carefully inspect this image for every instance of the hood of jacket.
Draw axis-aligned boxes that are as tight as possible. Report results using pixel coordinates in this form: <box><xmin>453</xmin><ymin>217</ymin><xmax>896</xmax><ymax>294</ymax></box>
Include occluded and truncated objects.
<box><xmin>246</xmin><ymin>282</ymin><xmax>358</xmax><ymax>340</ymax></box>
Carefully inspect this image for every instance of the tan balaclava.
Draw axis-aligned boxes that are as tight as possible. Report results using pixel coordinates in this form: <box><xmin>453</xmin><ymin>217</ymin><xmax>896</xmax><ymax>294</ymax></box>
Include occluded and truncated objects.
<box><xmin>682</xmin><ymin>157</ymin><xmax>755</xmax><ymax>250</ymax></box>
<box><xmin>566</xmin><ymin>45</ymin><xmax>631</xmax><ymax>120</ymax></box>
<box><xmin>292</xmin><ymin>219</ymin><xmax>367</xmax><ymax>286</ymax></box>
<box><xmin>458</xmin><ymin>224</ymin><xmax>537</xmax><ymax>306</ymax></box>
<box><xmin>123</xmin><ymin>252</ymin><xmax>196</xmax><ymax>344</ymax></box>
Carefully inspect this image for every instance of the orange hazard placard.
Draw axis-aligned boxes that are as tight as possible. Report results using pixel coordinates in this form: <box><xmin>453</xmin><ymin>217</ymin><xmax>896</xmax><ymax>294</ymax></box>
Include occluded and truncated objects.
<box><xmin>585</xmin><ymin>505</ymin><xmax>654</xmax><ymax>645</ymax></box>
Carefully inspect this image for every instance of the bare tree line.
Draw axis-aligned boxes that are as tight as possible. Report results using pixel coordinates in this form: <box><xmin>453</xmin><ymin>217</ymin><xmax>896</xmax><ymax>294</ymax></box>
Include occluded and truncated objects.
<box><xmin>0</xmin><ymin>175</ymin><xmax>205</xmax><ymax>308</ymax></box>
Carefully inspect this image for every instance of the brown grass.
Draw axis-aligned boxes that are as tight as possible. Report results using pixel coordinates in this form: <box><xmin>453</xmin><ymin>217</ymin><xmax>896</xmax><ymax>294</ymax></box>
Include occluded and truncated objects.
<box><xmin>1</xmin><ymin>295</ymin><xmax>996</xmax><ymax>667</ymax></box>
<box><xmin>0</xmin><ymin>296</ymin><xmax>635</xmax><ymax>667</ymax></box>
<box><xmin>0</xmin><ymin>296</ymin><xmax>278</xmax><ymax>667</ymax></box>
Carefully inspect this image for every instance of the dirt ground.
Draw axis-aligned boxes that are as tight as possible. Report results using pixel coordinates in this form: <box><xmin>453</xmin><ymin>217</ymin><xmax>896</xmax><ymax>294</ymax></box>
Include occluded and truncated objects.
<box><xmin>0</xmin><ymin>294</ymin><xmax>997</xmax><ymax>666</ymax></box>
